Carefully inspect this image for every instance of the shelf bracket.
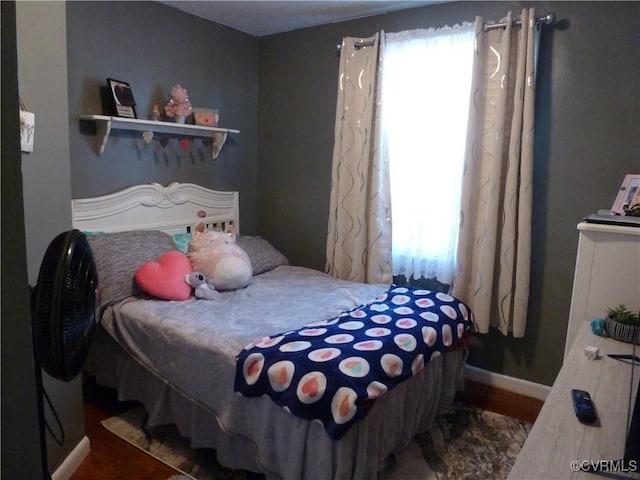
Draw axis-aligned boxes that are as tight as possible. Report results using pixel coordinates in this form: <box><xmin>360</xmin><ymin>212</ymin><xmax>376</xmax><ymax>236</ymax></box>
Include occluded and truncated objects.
<box><xmin>95</xmin><ymin>118</ymin><xmax>112</xmax><ymax>155</ymax></box>
<box><xmin>211</xmin><ymin>132</ymin><xmax>228</xmax><ymax>160</ymax></box>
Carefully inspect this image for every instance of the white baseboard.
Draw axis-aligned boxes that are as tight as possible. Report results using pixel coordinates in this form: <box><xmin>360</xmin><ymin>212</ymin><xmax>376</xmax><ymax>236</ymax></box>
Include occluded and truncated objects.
<box><xmin>51</xmin><ymin>435</ymin><xmax>90</xmax><ymax>480</ymax></box>
<box><xmin>464</xmin><ymin>364</ymin><xmax>551</xmax><ymax>401</ymax></box>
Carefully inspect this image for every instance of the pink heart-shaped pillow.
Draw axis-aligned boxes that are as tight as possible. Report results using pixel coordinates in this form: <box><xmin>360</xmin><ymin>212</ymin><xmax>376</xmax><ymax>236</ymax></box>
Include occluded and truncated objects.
<box><xmin>135</xmin><ymin>251</ymin><xmax>193</xmax><ymax>301</ymax></box>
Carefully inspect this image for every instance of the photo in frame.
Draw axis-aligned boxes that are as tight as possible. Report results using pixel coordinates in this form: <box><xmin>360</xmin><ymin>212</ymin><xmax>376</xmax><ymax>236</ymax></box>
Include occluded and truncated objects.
<box><xmin>107</xmin><ymin>78</ymin><xmax>137</xmax><ymax>118</ymax></box>
<box><xmin>19</xmin><ymin>97</ymin><xmax>35</xmax><ymax>153</ymax></box>
<box><xmin>611</xmin><ymin>174</ymin><xmax>640</xmax><ymax>215</ymax></box>
<box><xmin>193</xmin><ymin>108</ymin><xmax>220</xmax><ymax>127</ymax></box>
<box><xmin>20</xmin><ymin>110</ymin><xmax>35</xmax><ymax>153</ymax></box>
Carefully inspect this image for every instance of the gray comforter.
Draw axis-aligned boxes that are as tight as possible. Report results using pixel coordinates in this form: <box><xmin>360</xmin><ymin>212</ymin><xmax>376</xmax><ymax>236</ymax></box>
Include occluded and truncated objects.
<box><xmin>92</xmin><ymin>265</ymin><xmax>466</xmax><ymax>479</ymax></box>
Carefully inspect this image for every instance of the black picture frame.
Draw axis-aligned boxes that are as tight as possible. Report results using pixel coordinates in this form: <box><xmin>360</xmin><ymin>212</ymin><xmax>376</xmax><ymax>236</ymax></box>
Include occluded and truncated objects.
<box><xmin>107</xmin><ymin>78</ymin><xmax>137</xmax><ymax>119</ymax></box>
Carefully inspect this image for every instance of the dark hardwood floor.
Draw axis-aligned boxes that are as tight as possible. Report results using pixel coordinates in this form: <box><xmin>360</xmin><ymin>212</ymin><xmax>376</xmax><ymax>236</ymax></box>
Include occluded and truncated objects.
<box><xmin>69</xmin><ymin>376</ymin><xmax>544</xmax><ymax>480</ymax></box>
<box><xmin>69</xmin><ymin>377</ymin><xmax>177</xmax><ymax>480</ymax></box>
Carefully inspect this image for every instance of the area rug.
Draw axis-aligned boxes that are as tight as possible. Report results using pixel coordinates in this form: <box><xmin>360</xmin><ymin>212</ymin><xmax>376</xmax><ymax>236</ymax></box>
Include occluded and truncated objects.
<box><xmin>102</xmin><ymin>402</ymin><xmax>531</xmax><ymax>480</ymax></box>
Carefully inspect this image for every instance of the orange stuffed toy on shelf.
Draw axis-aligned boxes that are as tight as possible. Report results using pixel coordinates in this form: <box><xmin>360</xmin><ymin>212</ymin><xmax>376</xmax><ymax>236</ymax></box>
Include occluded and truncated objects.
<box><xmin>186</xmin><ymin>222</ymin><xmax>252</xmax><ymax>294</ymax></box>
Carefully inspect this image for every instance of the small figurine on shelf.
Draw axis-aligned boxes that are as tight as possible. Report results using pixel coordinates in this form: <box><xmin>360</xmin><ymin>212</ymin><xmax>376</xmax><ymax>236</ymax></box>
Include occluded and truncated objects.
<box><xmin>151</xmin><ymin>104</ymin><xmax>161</xmax><ymax>121</ymax></box>
<box><xmin>164</xmin><ymin>84</ymin><xmax>193</xmax><ymax>124</ymax></box>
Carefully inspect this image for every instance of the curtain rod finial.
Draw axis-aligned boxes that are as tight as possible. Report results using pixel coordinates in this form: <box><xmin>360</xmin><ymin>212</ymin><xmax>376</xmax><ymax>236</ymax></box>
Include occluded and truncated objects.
<box><xmin>540</xmin><ymin>12</ymin><xmax>556</xmax><ymax>26</ymax></box>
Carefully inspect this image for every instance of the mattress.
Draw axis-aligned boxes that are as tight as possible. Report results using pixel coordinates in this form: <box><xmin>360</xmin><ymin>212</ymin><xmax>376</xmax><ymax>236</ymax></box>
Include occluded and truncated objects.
<box><xmin>86</xmin><ymin>265</ymin><xmax>468</xmax><ymax>479</ymax></box>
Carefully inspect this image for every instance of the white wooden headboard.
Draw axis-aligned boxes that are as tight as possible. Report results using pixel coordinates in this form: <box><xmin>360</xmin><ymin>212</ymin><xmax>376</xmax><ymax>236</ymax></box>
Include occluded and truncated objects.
<box><xmin>71</xmin><ymin>182</ymin><xmax>239</xmax><ymax>234</ymax></box>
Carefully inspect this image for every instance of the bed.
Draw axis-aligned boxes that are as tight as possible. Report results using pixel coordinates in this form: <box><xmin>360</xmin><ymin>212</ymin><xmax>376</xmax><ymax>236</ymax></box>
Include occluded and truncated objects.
<box><xmin>72</xmin><ymin>182</ymin><xmax>473</xmax><ymax>480</ymax></box>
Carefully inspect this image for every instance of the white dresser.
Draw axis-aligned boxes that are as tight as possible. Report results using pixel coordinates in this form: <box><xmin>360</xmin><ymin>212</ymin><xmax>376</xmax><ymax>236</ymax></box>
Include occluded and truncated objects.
<box><xmin>509</xmin><ymin>222</ymin><xmax>640</xmax><ymax>479</ymax></box>
<box><xmin>564</xmin><ymin>222</ymin><xmax>640</xmax><ymax>358</ymax></box>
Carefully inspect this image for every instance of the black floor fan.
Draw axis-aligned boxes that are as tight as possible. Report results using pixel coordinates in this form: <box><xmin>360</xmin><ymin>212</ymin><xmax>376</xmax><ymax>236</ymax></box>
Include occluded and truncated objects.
<box><xmin>30</xmin><ymin>229</ymin><xmax>100</xmax><ymax>479</ymax></box>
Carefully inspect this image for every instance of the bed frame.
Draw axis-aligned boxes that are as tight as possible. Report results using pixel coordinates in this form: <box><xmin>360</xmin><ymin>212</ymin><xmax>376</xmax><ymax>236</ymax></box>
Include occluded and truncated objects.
<box><xmin>71</xmin><ymin>182</ymin><xmax>239</xmax><ymax>234</ymax></box>
<box><xmin>72</xmin><ymin>182</ymin><xmax>468</xmax><ymax>480</ymax></box>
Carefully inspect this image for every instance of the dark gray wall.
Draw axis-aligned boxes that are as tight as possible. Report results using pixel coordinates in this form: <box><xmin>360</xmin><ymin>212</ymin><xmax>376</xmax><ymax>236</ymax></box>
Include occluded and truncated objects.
<box><xmin>67</xmin><ymin>1</ymin><xmax>260</xmax><ymax>234</ymax></box>
<box><xmin>258</xmin><ymin>1</ymin><xmax>640</xmax><ymax>386</ymax></box>
<box><xmin>1</xmin><ymin>3</ymin><xmax>47</xmax><ymax>478</ymax></box>
<box><xmin>5</xmin><ymin>1</ymin><xmax>258</xmax><ymax>474</ymax></box>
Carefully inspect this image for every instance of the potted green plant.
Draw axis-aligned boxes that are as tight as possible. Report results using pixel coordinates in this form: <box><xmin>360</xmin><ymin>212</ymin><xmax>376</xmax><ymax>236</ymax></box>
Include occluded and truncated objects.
<box><xmin>604</xmin><ymin>304</ymin><xmax>640</xmax><ymax>344</ymax></box>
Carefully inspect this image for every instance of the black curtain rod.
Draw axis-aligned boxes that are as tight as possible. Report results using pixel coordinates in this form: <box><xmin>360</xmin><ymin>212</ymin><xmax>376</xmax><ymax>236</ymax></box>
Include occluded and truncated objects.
<box><xmin>484</xmin><ymin>12</ymin><xmax>556</xmax><ymax>31</ymax></box>
<box><xmin>336</xmin><ymin>12</ymin><xmax>556</xmax><ymax>51</ymax></box>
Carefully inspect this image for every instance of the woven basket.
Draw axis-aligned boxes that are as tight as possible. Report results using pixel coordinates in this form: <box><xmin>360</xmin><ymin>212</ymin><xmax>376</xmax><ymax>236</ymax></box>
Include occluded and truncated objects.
<box><xmin>605</xmin><ymin>316</ymin><xmax>640</xmax><ymax>345</ymax></box>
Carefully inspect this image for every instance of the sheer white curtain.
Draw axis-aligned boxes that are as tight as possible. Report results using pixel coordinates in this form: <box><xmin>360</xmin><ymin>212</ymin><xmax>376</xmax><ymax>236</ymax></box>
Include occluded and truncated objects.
<box><xmin>327</xmin><ymin>13</ymin><xmax>539</xmax><ymax>337</ymax></box>
<box><xmin>452</xmin><ymin>10</ymin><xmax>539</xmax><ymax>336</ymax></box>
<box><xmin>382</xmin><ymin>25</ymin><xmax>476</xmax><ymax>285</ymax></box>
<box><xmin>326</xmin><ymin>34</ymin><xmax>393</xmax><ymax>284</ymax></box>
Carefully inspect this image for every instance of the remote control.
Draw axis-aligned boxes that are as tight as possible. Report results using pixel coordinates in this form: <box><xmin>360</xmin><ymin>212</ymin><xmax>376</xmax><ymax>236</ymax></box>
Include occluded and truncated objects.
<box><xmin>571</xmin><ymin>389</ymin><xmax>597</xmax><ymax>423</ymax></box>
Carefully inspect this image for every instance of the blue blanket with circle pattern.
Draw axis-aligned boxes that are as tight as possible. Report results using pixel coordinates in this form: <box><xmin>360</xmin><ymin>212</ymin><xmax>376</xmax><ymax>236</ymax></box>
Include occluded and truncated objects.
<box><xmin>234</xmin><ymin>285</ymin><xmax>474</xmax><ymax>440</ymax></box>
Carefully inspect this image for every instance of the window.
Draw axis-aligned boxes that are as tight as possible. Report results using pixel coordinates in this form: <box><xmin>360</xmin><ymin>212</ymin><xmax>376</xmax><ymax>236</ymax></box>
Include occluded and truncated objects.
<box><xmin>381</xmin><ymin>25</ymin><xmax>475</xmax><ymax>284</ymax></box>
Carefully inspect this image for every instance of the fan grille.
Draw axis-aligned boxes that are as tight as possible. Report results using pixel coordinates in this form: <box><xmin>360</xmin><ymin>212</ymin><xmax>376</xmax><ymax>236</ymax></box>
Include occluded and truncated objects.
<box><xmin>33</xmin><ymin>230</ymin><xmax>99</xmax><ymax>381</ymax></box>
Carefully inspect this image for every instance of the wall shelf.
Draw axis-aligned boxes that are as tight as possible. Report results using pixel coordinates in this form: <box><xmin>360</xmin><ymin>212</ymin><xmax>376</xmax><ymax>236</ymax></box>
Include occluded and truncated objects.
<box><xmin>79</xmin><ymin>114</ymin><xmax>240</xmax><ymax>160</ymax></box>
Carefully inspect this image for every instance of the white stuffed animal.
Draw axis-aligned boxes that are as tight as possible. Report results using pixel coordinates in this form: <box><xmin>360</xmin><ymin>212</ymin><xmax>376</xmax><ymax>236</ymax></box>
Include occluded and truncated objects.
<box><xmin>186</xmin><ymin>223</ymin><xmax>252</xmax><ymax>291</ymax></box>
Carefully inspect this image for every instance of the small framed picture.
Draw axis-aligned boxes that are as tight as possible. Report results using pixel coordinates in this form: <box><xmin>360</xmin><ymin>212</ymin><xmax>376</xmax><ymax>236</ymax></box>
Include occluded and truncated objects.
<box><xmin>107</xmin><ymin>78</ymin><xmax>137</xmax><ymax>118</ymax></box>
<box><xmin>611</xmin><ymin>174</ymin><xmax>640</xmax><ymax>214</ymax></box>
<box><xmin>193</xmin><ymin>108</ymin><xmax>220</xmax><ymax>127</ymax></box>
